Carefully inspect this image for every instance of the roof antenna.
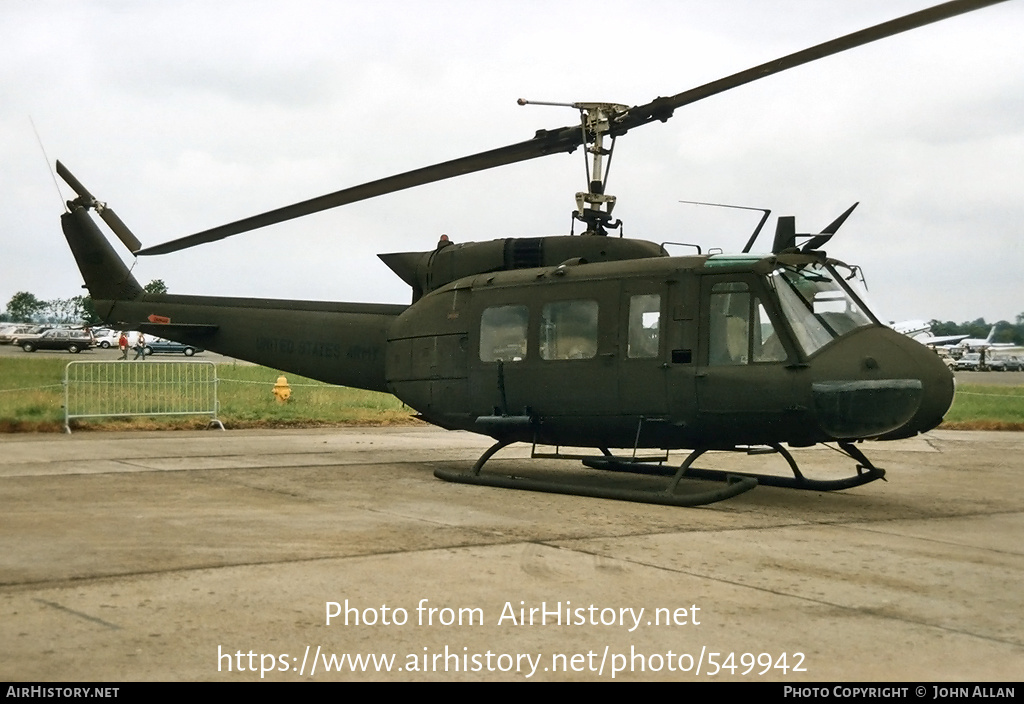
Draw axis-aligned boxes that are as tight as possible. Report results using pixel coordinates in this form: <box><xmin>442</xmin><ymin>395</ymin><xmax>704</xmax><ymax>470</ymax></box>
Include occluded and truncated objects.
<box><xmin>30</xmin><ymin>117</ymin><xmax>66</xmax><ymax>212</ymax></box>
<box><xmin>678</xmin><ymin>200</ymin><xmax>771</xmax><ymax>252</ymax></box>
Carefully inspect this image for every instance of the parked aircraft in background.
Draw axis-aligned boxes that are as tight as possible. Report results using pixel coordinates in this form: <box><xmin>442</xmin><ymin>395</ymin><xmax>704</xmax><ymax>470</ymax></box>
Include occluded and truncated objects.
<box><xmin>947</xmin><ymin>326</ymin><xmax>1015</xmax><ymax>352</ymax></box>
<box><xmin>891</xmin><ymin>320</ymin><xmax>968</xmax><ymax>347</ymax></box>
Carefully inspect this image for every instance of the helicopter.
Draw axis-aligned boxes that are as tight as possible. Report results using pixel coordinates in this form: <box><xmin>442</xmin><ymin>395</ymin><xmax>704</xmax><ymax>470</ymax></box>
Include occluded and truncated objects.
<box><xmin>56</xmin><ymin>0</ymin><xmax>1005</xmax><ymax>507</ymax></box>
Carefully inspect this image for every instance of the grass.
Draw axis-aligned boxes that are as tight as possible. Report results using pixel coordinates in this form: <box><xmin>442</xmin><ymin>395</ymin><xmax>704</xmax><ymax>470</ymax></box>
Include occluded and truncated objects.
<box><xmin>0</xmin><ymin>358</ymin><xmax>68</xmax><ymax>432</ymax></box>
<box><xmin>939</xmin><ymin>384</ymin><xmax>1024</xmax><ymax>430</ymax></box>
<box><xmin>0</xmin><ymin>358</ymin><xmax>418</xmax><ymax>432</ymax></box>
<box><xmin>215</xmin><ymin>365</ymin><xmax>414</xmax><ymax>427</ymax></box>
<box><xmin>1</xmin><ymin>357</ymin><xmax>1022</xmax><ymax>432</ymax></box>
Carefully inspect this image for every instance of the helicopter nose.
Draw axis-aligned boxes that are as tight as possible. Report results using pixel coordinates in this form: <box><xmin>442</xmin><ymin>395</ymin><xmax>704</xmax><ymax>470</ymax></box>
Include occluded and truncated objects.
<box><xmin>811</xmin><ymin>328</ymin><xmax>955</xmax><ymax>441</ymax></box>
<box><xmin>874</xmin><ymin>339</ymin><xmax>955</xmax><ymax>440</ymax></box>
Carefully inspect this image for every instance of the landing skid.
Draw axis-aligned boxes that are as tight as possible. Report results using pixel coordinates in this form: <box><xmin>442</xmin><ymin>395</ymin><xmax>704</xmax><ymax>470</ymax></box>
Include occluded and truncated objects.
<box><xmin>434</xmin><ymin>439</ymin><xmax>758</xmax><ymax>507</ymax></box>
<box><xmin>583</xmin><ymin>441</ymin><xmax>886</xmax><ymax>492</ymax></box>
<box><xmin>434</xmin><ymin>440</ymin><xmax>884</xmax><ymax>507</ymax></box>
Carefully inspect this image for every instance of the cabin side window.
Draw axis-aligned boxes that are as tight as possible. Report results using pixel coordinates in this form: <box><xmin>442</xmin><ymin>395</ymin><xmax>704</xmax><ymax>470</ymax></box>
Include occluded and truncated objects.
<box><xmin>708</xmin><ymin>282</ymin><xmax>786</xmax><ymax>365</ymax></box>
<box><xmin>540</xmin><ymin>300</ymin><xmax>599</xmax><ymax>360</ymax></box>
<box><xmin>479</xmin><ymin>305</ymin><xmax>528</xmax><ymax>362</ymax></box>
<box><xmin>627</xmin><ymin>294</ymin><xmax>661</xmax><ymax>358</ymax></box>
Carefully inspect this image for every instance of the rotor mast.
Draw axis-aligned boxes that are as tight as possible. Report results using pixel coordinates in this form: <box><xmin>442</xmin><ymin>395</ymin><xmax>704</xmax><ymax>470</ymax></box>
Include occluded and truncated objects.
<box><xmin>519</xmin><ymin>99</ymin><xmax>628</xmax><ymax>236</ymax></box>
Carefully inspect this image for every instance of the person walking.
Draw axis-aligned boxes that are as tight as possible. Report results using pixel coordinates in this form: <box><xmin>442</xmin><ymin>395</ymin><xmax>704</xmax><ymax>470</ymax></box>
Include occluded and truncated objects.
<box><xmin>133</xmin><ymin>332</ymin><xmax>147</xmax><ymax>360</ymax></box>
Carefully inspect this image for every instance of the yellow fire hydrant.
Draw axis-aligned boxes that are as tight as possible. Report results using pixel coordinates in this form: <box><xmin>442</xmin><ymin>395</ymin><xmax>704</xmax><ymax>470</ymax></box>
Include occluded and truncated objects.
<box><xmin>272</xmin><ymin>375</ymin><xmax>291</xmax><ymax>404</ymax></box>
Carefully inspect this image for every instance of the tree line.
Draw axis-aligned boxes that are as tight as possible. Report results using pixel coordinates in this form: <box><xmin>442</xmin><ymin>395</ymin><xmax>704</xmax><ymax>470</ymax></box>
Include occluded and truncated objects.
<box><xmin>1</xmin><ymin>281</ymin><xmax>167</xmax><ymax>325</ymax></box>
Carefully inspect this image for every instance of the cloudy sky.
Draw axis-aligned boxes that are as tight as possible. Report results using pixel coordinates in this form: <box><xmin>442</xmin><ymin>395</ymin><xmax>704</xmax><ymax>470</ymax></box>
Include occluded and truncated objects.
<box><xmin>2</xmin><ymin>0</ymin><xmax>1021</xmax><ymax>326</ymax></box>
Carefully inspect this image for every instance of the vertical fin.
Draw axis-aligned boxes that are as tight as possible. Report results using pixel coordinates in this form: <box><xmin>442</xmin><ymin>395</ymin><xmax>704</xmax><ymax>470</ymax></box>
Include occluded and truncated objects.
<box><xmin>62</xmin><ymin>206</ymin><xmax>143</xmax><ymax>318</ymax></box>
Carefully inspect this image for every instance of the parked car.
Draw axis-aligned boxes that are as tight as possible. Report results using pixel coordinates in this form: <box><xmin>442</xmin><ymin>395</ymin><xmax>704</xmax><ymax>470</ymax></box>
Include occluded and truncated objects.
<box><xmin>953</xmin><ymin>353</ymin><xmax>981</xmax><ymax>371</ymax></box>
<box><xmin>11</xmin><ymin>326</ymin><xmax>58</xmax><ymax>347</ymax></box>
<box><xmin>989</xmin><ymin>355</ymin><xmax>1023</xmax><ymax>372</ymax></box>
<box><xmin>20</xmin><ymin>328</ymin><xmax>95</xmax><ymax>353</ymax></box>
<box><xmin>143</xmin><ymin>338</ymin><xmax>203</xmax><ymax>356</ymax></box>
<box><xmin>1</xmin><ymin>324</ymin><xmax>49</xmax><ymax>345</ymax></box>
<box><xmin>91</xmin><ymin>328</ymin><xmax>120</xmax><ymax>348</ymax></box>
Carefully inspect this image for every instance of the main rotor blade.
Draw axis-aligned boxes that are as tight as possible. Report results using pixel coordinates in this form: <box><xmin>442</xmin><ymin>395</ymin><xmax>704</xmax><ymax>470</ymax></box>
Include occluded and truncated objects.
<box><xmin>138</xmin><ymin>0</ymin><xmax>1007</xmax><ymax>256</ymax></box>
<box><xmin>136</xmin><ymin>127</ymin><xmax>584</xmax><ymax>255</ymax></box>
<box><xmin>613</xmin><ymin>0</ymin><xmax>1009</xmax><ymax>134</ymax></box>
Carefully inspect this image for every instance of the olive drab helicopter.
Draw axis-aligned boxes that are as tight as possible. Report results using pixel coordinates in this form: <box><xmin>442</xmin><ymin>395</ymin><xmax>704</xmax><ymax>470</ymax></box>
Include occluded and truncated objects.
<box><xmin>56</xmin><ymin>0</ymin><xmax>1003</xmax><ymax>506</ymax></box>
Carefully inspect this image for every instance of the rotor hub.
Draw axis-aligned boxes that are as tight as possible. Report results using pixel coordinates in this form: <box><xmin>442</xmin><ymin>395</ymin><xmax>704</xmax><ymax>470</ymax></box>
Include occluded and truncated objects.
<box><xmin>519</xmin><ymin>99</ymin><xmax>629</xmax><ymax>236</ymax></box>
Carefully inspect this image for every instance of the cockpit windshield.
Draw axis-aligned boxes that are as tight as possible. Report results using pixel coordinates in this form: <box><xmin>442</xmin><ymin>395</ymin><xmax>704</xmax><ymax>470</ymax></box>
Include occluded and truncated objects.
<box><xmin>768</xmin><ymin>261</ymin><xmax>876</xmax><ymax>356</ymax></box>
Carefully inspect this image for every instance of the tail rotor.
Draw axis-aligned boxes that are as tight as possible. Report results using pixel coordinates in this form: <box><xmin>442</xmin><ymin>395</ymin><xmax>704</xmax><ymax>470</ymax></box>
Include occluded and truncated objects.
<box><xmin>56</xmin><ymin>161</ymin><xmax>142</xmax><ymax>253</ymax></box>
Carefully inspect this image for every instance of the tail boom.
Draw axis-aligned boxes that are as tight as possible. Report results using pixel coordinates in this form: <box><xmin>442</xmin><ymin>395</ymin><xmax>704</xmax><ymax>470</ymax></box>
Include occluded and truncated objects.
<box><xmin>110</xmin><ymin>295</ymin><xmax>404</xmax><ymax>391</ymax></box>
<box><xmin>63</xmin><ymin>204</ymin><xmax>404</xmax><ymax>392</ymax></box>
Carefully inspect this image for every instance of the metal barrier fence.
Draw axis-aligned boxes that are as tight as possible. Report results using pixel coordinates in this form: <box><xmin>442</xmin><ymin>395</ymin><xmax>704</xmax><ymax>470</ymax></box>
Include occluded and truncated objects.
<box><xmin>64</xmin><ymin>361</ymin><xmax>224</xmax><ymax>433</ymax></box>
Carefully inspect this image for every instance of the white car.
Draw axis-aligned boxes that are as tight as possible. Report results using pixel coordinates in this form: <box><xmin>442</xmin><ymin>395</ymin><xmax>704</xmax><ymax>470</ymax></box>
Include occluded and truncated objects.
<box><xmin>92</xmin><ymin>328</ymin><xmax>120</xmax><ymax>348</ymax></box>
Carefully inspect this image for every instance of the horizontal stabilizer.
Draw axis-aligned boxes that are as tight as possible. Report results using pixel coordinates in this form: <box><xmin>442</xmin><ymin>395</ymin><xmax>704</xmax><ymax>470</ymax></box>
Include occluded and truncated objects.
<box><xmin>135</xmin><ymin>322</ymin><xmax>220</xmax><ymax>337</ymax></box>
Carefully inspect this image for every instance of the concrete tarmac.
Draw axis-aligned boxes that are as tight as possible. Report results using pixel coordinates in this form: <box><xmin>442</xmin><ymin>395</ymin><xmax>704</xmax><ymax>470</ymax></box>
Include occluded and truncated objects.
<box><xmin>1</xmin><ymin>426</ymin><xmax>1021</xmax><ymax>682</ymax></box>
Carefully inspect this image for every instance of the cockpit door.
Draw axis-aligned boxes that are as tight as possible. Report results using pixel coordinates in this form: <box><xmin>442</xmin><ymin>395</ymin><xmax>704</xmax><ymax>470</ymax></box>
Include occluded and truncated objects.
<box><xmin>695</xmin><ymin>275</ymin><xmax>809</xmax><ymax>446</ymax></box>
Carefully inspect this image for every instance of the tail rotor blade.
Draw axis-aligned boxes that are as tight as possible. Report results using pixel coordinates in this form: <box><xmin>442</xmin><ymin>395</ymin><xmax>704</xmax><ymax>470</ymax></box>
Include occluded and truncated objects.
<box><xmin>55</xmin><ymin>160</ymin><xmax>94</xmax><ymax>201</ymax></box>
<box><xmin>96</xmin><ymin>207</ymin><xmax>142</xmax><ymax>253</ymax></box>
